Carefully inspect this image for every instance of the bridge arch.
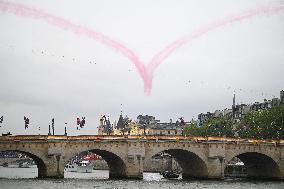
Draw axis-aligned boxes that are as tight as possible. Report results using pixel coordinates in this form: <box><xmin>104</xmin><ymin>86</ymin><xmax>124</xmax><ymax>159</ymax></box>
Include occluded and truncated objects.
<box><xmin>0</xmin><ymin>150</ymin><xmax>47</xmax><ymax>178</ymax></box>
<box><xmin>146</xmin><ymin>148</ymin><xmax>208</xmax><ymax>179</ymax></box>
<box><xmin>64</xmin><ymin>149</ymin><xmax>127</xmax><ymax>179</ymax></box>
<box><xmin>225</xmin><ymin>152</ymin><xmax>281</xmax><ymax>179</ymax></box>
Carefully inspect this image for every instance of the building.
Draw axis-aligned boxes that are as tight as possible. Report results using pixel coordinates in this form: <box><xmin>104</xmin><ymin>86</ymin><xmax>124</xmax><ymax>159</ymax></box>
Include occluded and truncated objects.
<box><xmin>137</xmin><ymin>115</ymin><xmax>159</xmax><ymax>124</ymax></box>
<box><xmin>98</xmin><ymin>115</ymin><xmax>113</xmax><ymax>135</ymax></box>
<box><xmin>197</xmin><ymin>112</ymin><xmax>215</xmax><ymax>126</ymax></box>
<box><xmin>197</xmin><ymin>90</ymin><xmax>283</xmax><ymax>126</ymax></box>
<box><xmin>146</xmin><ymin>123</ymin><xmax>183</xmax><ymax>135</ymax></box>
<box><xmin>98</xmin><ymin>113</ymin><xmax>186</xmax><ymax>136</ymax></box>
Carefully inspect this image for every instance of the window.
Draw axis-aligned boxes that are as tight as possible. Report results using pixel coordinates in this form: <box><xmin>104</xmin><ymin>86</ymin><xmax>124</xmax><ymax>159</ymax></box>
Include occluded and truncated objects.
<box><xmin>168</xmin><ymin>131</ymin><xmax>170</xmax><ymax>135</ymax></box>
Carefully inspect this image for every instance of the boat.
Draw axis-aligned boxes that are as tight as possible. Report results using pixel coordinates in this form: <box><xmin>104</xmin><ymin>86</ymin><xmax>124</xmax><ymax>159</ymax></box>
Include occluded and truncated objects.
<box><xmin>65</xmin><ymin>160</ymin><xmax>94</xmax><ymax>173</ymax></box>
<box><xmin>19</xmin><ymin>162</ymin><xmax>32</xmax><ymax>168</ymax></box>
<box><xmin>161</xmin><ymin>170</ymin><xmax>180</xmax><ymax>179</ymax></box>
<box><xmin>2</xmin><ymin>162</ymin><xmax>8</xmax><ymax>167</ymax></box>
<box><xmin>224</xmin><ymin>161</ymin><xmax>247</xmax><ymax>178</ymax></box>
<box><xmin>159</xmin><ymin>154</ymin><xmax>180</xmax><ymax>179</ymax></box>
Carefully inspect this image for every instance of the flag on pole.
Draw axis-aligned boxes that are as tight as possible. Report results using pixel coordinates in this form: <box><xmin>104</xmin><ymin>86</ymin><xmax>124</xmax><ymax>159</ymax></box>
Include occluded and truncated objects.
<box><xmin>77</xmin><ymin>118</ymin><xmax>81</xmax><ymax>126</ymax></box>
<box><xmin>24</xmin><ymin>116</ymin><xmax>29</xmax><ymax>129</ymax></box>
<box><xmin>179</xmin><ymin>117</ymin><xmax>185</xmax><ymax>127</ymax></box>
<box><xmin>80</xmin><ymin>117</ymin><xmax>85</xmax><ymax>128</ymax></box>
<box><xmin>51</xmin><ymin>118</ymin><xmax>55</xmax><ymax>135</ymax></box>
<box><xmin>76</xmin><ymin>117</ymin><xmax>86</xmax><ymax>128</ymax></box>
<box><xmin>0</xmin><ymin>116</ymin><xmax>3</xmax><ymax>127</ymax></box>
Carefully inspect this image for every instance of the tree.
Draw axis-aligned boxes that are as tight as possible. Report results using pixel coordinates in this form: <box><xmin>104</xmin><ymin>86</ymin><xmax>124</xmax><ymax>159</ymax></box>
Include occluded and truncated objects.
<box><xmin>238</xmin><ymin>104</ymin><xmax>284</xmax><ymax>139</ymax></box>
<box><xmin>202</xmin><ymin>117</ymin><xmax>234</xmax><ymax>137</ymax></box>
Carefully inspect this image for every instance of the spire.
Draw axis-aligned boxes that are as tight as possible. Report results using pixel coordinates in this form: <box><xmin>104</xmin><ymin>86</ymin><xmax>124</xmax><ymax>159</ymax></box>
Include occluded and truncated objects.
<box><xmin>232</xmin><ymin>93</ymin><xmax>236</xmax><ymax>119</ymax></box>
<box><xmin>233</xmin><ymin>93</ymin><xmax>236</xmax><ymax>109</ymax></box>
<box><xmin>117</xmin><ymin>114</ymin><xmax>124</xmax><ymax>129</ymax></box>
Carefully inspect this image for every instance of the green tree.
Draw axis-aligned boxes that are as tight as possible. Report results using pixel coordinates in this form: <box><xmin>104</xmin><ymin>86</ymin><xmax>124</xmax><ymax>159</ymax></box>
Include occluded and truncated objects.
<box><xmin>185</xmin><ymin>122</ymin><xmax>204</xmax><ymax>136</ymax></box>
<box><xmin>203</xmin><ymin>117</ymin><xmax>234</xmax><ymax>137</ymax></box>
<box><xmin>238</xmin><ymin>104</ymin><xmax>284</xmax><ymax>139</ymax></box>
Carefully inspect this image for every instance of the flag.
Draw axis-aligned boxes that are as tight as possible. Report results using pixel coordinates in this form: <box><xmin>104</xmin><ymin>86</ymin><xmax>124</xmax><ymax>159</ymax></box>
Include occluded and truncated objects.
<box><xmin>24</xmin><ymin>116</ymin><xmax>29</xmax><ymax>129</ymax></box>
<box><xmin>80</xmin><ymin>117</ymin><xmax>85</xmax><ymax>128</ymax></box>
<box><xmin>0</xmin><ymin>116</ymin><xmax>3</xmax><ymax>123</ymax></box>
<box><xmin>77</xmin><ymin>118</ymin><xmax>81</xmax><ymax>125</ymax></box>
<box><xmin>179</xmin><ymin>117</ymin><xmax>185</xmax><ymax>127</ymax></box>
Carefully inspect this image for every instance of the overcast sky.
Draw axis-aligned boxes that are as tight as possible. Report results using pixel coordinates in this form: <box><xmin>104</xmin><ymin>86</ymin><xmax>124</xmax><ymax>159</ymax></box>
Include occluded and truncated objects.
<box><xmin>0</xmin><ymin>0</ymin><xmax>283</xmax><ymax>135</ymax></box>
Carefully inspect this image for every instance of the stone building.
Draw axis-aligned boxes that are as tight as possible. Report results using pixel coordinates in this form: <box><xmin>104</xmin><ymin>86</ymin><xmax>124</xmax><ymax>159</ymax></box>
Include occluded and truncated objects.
<box><xmin>146</xmin><ymin>123</ymin><xmax>184</xmax><ymax>135</ymax></box>
<box><xmin>98</xmin><ymin>113</ymin><xmax>186</xmax><ymax>136</ymax></box>
<box><xmin>197</xmin><ymin>90</ymin><xmax>283</xmax><ymax>126</ymax></box>
<box><xmin>98</xmin><ymin>115</ymin><xmax>113</xmax><ymax>135</ymax></box>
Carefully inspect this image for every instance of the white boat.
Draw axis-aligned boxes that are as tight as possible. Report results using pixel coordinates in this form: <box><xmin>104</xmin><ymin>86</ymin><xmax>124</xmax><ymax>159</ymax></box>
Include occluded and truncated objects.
<box><xmin>65</xmin><ymin>160</ymin><xmax>94</xmax><ymax>173</ymax></box>
<box><xmin>19</xmin><ymin>162</ymin><xmax>31</xmax><ymax>168</ymax></box>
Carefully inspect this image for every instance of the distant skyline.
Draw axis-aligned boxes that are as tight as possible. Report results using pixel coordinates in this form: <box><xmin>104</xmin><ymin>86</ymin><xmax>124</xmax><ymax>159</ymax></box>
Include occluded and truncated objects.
<box><xmin>0</xmin><ymin>0</ymin><xmax>283</xmax><ymax>135</ymax></box>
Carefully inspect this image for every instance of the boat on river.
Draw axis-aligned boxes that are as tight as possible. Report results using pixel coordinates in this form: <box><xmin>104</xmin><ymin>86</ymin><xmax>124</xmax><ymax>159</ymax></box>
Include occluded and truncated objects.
<box><xmin>65</xmin><ymin>160</ymin><xmax>94</xmax><ymax>173</ymax></box>
<box><xmin>160</xmin><ymin>170</ymin><xmax>180</xmax><ymax>179</ymax></box>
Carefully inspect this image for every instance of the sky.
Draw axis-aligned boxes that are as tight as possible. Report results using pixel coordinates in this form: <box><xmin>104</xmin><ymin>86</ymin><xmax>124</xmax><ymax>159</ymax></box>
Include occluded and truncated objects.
<box><xmin>0</xmin><ymin>0</ymin><xmax>283</xmax><ymax>135</ymax></box>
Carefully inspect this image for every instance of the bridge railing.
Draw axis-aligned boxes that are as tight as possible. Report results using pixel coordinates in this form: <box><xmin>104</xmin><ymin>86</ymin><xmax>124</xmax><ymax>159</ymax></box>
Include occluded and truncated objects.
<box><xmin>0</xmin><ymin>135</ymin><xmax>283</xmax><ymax>145</ymax></box>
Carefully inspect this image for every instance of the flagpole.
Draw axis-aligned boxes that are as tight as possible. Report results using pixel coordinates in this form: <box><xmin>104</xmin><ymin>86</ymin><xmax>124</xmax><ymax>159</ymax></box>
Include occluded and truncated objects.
<box><xmin>64</xmin><ymin>123</ymin><xmax>67</xmax><ymax>136</ymax></box>
<box><xmin>52</xmin><ymin>118</ymin><xmax>55</xmax><ymax>135</ymax></box>
<box><xmin>48</xmin><ymin>124</ymin><xmax>51</xmax><ymax>135</ymax></box>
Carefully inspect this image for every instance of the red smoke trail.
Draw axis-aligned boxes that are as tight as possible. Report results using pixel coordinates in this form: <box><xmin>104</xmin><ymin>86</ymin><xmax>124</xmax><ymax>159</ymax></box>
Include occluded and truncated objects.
<box><xmin>0</xmin><ymin>1</ymin><xmax>284</xmax><ymax>95</ymax></box>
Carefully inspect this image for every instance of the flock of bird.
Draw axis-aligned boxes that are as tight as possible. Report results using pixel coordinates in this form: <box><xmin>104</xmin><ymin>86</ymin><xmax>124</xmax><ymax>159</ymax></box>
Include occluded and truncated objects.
<box><xmin>0</xmin><ymin>43</ymin><xmax>277</xmax><ymax>99</ymax></box>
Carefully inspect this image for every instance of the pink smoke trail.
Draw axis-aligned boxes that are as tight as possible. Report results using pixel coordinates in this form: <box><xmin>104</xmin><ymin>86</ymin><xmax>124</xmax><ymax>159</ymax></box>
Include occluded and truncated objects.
<box><xmin>0</xmin><ymin>0</ymin><xmax>148</xmax><ymax>93</ymax></box>
<box><xmin>147</xmin><ymin>2</ymin><xmax>284</xmax><ymax>77</ymax></box>
<box><xmin>0</xmin><ymin>1</ymin><xmax>284</xmax><ymax>95</ymax></box>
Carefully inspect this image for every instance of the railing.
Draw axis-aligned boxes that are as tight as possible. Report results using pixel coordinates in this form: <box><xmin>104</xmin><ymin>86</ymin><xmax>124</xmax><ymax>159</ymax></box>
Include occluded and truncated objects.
<box><xmin>0</xmin><ymin>135</ymin><xmax>283</xmax><ymax>145</ymax></box>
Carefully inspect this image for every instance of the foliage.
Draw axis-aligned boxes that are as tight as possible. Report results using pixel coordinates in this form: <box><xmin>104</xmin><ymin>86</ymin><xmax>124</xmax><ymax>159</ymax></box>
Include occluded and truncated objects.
<box><xmin>237</xmin><ymin>104</ymin><xmax>284</xmax><ymax>139</ymax></box>
<box><xmin>185</xmin><ymin>117</ymin><xmax>234</xmax><ymax>137</ymax></box>
<box><xmin>185</xmin><ymin>104</ymin><xmax>284</xmax><ymax>139</ymax></box>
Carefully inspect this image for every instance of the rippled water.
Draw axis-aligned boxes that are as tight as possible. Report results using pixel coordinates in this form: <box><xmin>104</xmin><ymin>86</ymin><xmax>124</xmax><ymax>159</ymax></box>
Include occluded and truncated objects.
<box><xmin>0</xmin><ymin>167</ymin><xmax>283</xmax><ymax>189</ymax></box>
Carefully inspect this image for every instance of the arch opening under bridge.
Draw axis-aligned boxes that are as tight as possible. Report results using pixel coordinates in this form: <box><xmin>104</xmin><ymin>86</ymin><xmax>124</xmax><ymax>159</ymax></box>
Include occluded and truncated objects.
<box><xmin>64</xmin><ymin>149</ymin><xmax>127</xmax><ymax>179</ymax></box>
<box><xmin>0</xmin><ymin>150</ymin><xmax>46</xmax><ymax>178</ymax></box>
<box><xmin>225</xmin><ymin>152</ymin><xmax>281</xmax><ymax>179</ymax></box>
<box><xmin>150</xmin><ymin>149</ymin><xmax>208</xmax><ymax>179</ymax></box>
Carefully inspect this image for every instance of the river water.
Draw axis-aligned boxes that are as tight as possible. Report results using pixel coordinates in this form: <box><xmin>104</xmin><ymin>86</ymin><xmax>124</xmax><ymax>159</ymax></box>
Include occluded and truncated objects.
<box><xmin>0</xmin><ymin>167</ymin><xmax>283</xmax><ymax>189</ymax></box>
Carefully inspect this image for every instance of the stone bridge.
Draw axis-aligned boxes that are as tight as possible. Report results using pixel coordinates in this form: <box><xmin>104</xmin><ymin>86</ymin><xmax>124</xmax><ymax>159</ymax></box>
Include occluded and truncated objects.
<box><xmin>0</xmin><ymin>135</ymin><xmax>283</xmax><ymax>180</ymax></box>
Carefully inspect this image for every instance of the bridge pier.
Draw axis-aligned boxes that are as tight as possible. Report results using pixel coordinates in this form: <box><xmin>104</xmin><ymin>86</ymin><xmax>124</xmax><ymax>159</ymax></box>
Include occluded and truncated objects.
<box><xmin>279</xmin><ymin>159</ymin><xmax>284</xmax><ymax>180</ymax></box>
<box><xmin>207</xmin><ymin>157</ymin><xmax>224</xmax><ymax>180</ymax></box>
<box><xmin>43</xmin><ymin>155</ymin><xmax>64</xmax><ymax>178</ymax></box>
<box><xmin>122</xmin><ymin>155</ymin><xmax>143</xmax><ymax>179</ymax></box>
<box><xmin>123</xmin><ymin>141</ymin><xmax>145</xmax><ymax>179</ymax></box>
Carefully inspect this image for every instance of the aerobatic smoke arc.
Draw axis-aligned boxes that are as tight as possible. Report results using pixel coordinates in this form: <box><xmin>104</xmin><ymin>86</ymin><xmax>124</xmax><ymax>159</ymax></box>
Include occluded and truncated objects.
<box><xmin>0</xmin><ymin>1</ymin><xmax>284</xmax><ymax>95</ymax></box>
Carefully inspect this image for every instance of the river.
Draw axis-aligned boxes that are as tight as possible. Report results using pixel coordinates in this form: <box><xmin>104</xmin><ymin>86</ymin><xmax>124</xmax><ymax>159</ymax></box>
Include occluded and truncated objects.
<box><xmin>0</xmin><ymin>167</ymin><xmax>283</xmax><ymax>189</ymax></box>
